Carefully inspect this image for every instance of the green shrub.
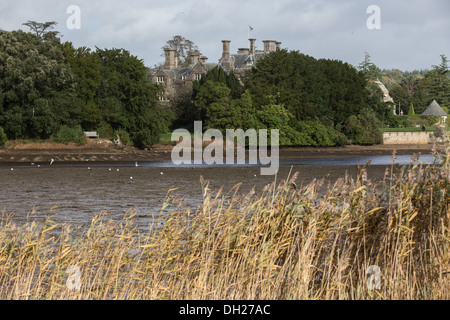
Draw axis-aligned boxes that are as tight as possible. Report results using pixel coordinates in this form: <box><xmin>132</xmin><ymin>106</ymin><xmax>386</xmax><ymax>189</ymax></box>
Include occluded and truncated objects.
<box><xmin>113</xmin><ymin>129</ymin><xmax>131</xmax><ymax>146</ymax></box>
<box><xmin>425</xmin><ymin>116</ymin><xmax>441</xmax><ymax>126</ymax></box>
<box><xmin>97</xmin><ymin>123</ymin><xmax>113</xmax><ymax>139</ymax></box>
<box><xmin>344</xmin><ymin>110</ymin><xmax>383</xmax><ymax>145</ymax></box>
<box><xmin>293</xmin><ymin>121</ymin><xmax>347</xmax><ymax>146</ymax></box>
<box><xmin>408</xmin><ymin>103</ymin><xmax>416</xmax><ymax>116</ymax></box>
<box><xmin>0</xmin><ymin>126</ymin><xmax>7</xmax><ymax>147</ymax></box>
<box><xmin>53</xmin><ymin>125</ymin><xmax>87</xmax><ymax>146</ymax></box>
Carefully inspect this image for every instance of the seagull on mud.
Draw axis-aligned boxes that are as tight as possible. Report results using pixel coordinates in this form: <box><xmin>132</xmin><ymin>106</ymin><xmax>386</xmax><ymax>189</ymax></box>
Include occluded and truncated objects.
<box><xmin>50</xmin><ymin>159</ymin><xmax>55</xmax><ymax>165</ymax></box>
<box><xmin>135</xmin><ymin>162</ymin><xmax>139</xmax><ymax>167</ymax></box>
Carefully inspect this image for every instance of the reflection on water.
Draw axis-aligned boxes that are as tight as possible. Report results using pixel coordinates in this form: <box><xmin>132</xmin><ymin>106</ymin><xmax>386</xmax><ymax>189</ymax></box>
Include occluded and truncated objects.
<box><xmin>0</xmin><ymin>154</ymin><xmax>436</xmax><ymax>231</ymax></box>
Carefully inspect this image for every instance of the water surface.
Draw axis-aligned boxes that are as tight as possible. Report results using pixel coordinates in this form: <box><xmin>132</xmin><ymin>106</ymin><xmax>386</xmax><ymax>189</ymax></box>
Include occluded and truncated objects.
<box><xmin>0</xmin><ymin>154</ymin><xmax>436</xmax><ymax>231</ymax></box>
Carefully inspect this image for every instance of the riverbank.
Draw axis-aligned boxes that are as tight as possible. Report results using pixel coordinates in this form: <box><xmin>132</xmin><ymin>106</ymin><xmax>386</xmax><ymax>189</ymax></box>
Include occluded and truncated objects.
<box><xmin>0</xmin><ymin>140</ymin><xmax>438</xmax><ymax>164</ymax></box>
<box><xmin>0</xmin><ymin>149</ymin><xmax>448</xmax><ymax>300</ymax></box>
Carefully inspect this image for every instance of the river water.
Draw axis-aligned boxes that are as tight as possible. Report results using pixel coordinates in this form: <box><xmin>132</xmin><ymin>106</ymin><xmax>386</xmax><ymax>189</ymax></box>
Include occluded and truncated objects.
<box><xmin>0</xmin><ymin>154</ymin><xmax>436</xmax><ymax>231</ymax></box>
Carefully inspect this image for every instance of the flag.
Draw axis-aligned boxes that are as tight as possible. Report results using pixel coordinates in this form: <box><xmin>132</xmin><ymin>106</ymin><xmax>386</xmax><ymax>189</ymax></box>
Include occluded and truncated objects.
<box><xmin>249</xmin><ymin>26</ymin><xmax>254</xmax><ymax>32</ymax></box>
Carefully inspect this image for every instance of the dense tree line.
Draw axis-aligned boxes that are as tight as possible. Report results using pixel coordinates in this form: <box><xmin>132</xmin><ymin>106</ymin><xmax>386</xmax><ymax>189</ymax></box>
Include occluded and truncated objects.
<box><xmin>381</xmin><ymin>55</ymin><xmax>449</xmax><ymax>115</ymax></box>
<box><xmin>2</xmin><ymin>25</ymin><xmax>446</xmax><ymax>148</ymax></box>
<box><xmin>170</xmin><ymin>50</ymin><xmax>391</xmax><ymax>146</ymax></box>
<box><xmin>0</xmin><ymin>25</ymin><xmax>171</xmax><ymax>147</ymax></box>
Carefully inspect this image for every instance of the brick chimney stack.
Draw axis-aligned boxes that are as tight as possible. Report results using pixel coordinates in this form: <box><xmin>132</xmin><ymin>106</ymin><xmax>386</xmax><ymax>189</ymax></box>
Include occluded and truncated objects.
<box><xmin>190</xmin><ymin>52</ymin><xmax>200</xmax><ymax>65</ymax></box>
<box><xmin>263</xmin><ymin>40</ymin><xmax>277</xmax><ymax>52</ymax></box>
<box><xmin>164</xmin><ymin>48</ymin><xmax>177</xmax><ymax>69</ymax></box>
<box><xmin>221</xmin><ymin>40</ymin><xmax>231</xmax><ymax>60</ymax></box>
<box><xmin>249</xmin><ymin>38</ymin><xmax>256</xmax><ymax>55</ymax></box>
<box><xmin>200</xmin><ymin>56</ymin><xmax>208</xmax><ymax>64</ymax></box>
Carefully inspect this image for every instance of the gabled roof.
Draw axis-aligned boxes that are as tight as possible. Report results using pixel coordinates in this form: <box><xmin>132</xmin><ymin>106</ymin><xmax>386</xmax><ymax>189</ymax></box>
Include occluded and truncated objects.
<box><xmin>228</xmin><ymin>51</ymin><xmax>268</xmax><ymax>69</ymax></box>
<box><xmin>421</xmin><ymin>100</ymin><xmax>448</xmax><ymax>117</ymax></box>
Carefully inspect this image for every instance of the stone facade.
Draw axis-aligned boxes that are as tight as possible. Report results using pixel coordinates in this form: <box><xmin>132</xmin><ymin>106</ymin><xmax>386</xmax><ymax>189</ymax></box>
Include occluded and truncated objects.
<box><xmin>383</xmin><ymin>132</ymin><xmax>432</xmax><ymax>145</ymax></box>
<box><xmin>219</xmin><ymin>38</ymin><xmax>282</xmax><ymax>75</ymax></box>
<box><xmin>383</xmin><ymin>131</ymin><xmax>450</xmax><ymax>145</ymax></box>
<box><xmin>148</xmin><ymin>49</ymin><xmax>215</xmax><ymax>102</ymax></box>
<box><xmin>149</xmin><ymin>38</ymin><xmax>283</xmax><ymax>102</ymax></box>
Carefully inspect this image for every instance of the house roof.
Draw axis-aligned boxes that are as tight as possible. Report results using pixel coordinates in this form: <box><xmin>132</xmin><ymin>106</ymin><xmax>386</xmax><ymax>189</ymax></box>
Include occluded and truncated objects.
<box><xmin>148</xmin><ymin>61</ymin><xmax>216</xmax><ymax>80</ymax></box>
<box><xmin>228</xmin><ymin>52</ymin><xmax>268</xmax><ymax>69</ymax></box>
<box><xmin>421</xmin><ymin>100</ymin><xmax>448</xmax><ymax>117</ymax></box>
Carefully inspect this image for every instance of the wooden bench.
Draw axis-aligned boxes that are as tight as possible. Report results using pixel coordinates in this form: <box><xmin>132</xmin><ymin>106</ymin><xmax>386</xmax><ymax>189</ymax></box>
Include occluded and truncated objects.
<box><xmin>84</xmin><ymin>131</ymin><xmax>99</xmax><ymax>139</ymax></box>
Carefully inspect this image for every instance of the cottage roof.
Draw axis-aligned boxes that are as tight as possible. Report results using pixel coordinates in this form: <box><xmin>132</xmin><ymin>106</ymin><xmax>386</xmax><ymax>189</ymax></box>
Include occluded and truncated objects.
<box><xmin>421</xmin><ymin>100</ymin><xmax>448</xmax><ymax>117</ymax></box>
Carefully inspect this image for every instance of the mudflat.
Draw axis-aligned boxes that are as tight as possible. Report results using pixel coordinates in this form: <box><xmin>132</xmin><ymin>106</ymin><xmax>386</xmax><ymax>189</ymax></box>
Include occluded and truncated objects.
<box><xmin>0</xmin><ymin>140</ymin><xmax>437</xmax><ymax>164</ymax></box>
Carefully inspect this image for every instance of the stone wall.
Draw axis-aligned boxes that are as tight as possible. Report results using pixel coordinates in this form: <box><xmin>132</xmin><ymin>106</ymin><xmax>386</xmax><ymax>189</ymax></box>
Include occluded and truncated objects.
<box><xmin>383</xmin><ymin>131</ymin><xmax>450</xmax><ymax>145</ymax></box>
<box><xmin>383</xmin><ymin>132</ymin><xmax>432</xmax><ymax>145</ymax></box>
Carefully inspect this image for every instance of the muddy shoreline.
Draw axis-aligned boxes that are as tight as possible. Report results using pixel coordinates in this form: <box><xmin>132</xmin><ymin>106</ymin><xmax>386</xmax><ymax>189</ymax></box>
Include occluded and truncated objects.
<box><xmin>0</xmin><ymin>142</ymin><xmax>437</xmax><ymax>164</ymax></box>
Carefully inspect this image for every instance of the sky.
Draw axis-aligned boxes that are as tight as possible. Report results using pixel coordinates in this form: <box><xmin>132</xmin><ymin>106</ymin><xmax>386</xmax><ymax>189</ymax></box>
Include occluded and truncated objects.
<box><xmin>1</xmin><ymin>0</ymin><xmax>449</xmax><ymax>71</ymax></box>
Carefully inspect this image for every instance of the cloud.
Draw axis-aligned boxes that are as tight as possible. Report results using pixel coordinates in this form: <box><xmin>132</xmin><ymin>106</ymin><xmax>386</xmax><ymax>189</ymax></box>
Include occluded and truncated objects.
<box><xmin>1</xmin><ymin>0</ymin><xmax>448</xmax><ymax>70</ymax></box>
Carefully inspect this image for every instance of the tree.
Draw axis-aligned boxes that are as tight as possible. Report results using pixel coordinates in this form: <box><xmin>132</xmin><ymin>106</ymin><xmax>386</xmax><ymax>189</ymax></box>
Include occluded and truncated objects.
<box><xmin>420</xmin><ymin>55</ymin><xmax>450</xmax><ymax>109</ymax></box>
<box><xmin>169</xmin><ymin>86</ymin><xmax>199</xmax><ymax>130</ymax></box>
<box><xmin>408</xmin><ymin>103</ymin><xmax>416</xmax><ymax>116</ymax></box>
<box><xmin>358</xmin><ymin>52</ymin><xmax>381</xmax><ymax>80</ymax></box>
<box><xmin>163</xmin><ymin>35</ymin><xmax>201</xmax><ymax>67</ymax></box>
<box><xmin>344</xmin><ymin>109</ymin><xmax>383</xmax><ymax>145</ymax></box>
<box><xmin>194</xmin><ymin>80</ymin><xmax>232</xmax><ymax>129</ymax></box>
<box><xmin>246</xmin><ymin>50</ymin><xmax>368</xmax><ymax>127</ymax></box>
<box><xmin>0</xmin><ymin>29</ymin><xmax>76</xmax><ymax>139</ymax></box>
<box><xmin>96</xmin><ymin>48</ymin><xmax>171</xmax><ymax>147</ymax></box>
<box><xmin>193</xmin><ymin>66</ymin><xmax>243</xmax><ymax>99</ymax></box>
<box><xmin>0</xmin><ymin>126</ymin><xmax>7</xmax><ymax>146</ymax></box>
<box><xmin>62</xmin><ymin>42</ymin><xmax>103</xmax><ymax>130</ymax></box>
<box><xmin>22</xmin><ymin>20</ymin><xmax>59</xmax><ymax>40</ymax></box>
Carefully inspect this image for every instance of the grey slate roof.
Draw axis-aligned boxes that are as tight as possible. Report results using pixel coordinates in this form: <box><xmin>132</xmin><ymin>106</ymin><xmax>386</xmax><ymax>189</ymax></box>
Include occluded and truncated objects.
<box><xmin>421</xmin><ymin>100</ymin><xmax>448</xmax><ymax>117</ymax></box>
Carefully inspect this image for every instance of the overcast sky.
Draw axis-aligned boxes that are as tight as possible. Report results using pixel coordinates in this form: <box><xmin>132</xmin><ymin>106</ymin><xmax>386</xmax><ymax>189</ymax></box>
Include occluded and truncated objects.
<box><xmin>1</xmin><ymin>0</ymin><xmax>449</xmax><ymax>71</ymax></box>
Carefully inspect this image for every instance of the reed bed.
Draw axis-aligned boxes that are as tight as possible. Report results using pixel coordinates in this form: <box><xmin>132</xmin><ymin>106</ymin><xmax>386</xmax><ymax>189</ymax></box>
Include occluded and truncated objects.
<box><xmin>0</xmin><ymin>144</ymin><xmax>448</xmax><ymax>300</ymax></box>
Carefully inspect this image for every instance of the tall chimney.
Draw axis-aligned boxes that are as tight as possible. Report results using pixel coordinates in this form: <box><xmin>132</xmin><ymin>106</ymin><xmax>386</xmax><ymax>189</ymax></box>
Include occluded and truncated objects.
<box><xmin>249</xmin><ymin>38</ymin><xmax>256</xmax><ymax>55</ymax></box>
<box><xmin>263</xmin><ymin>40</ymin><xmax>277</xmax><ymax>52</ymax></box>
<box><xmin>222</xmin><ymin>40</ymin><xmax>231</xmax><ymax>60</ymax></box>
<box><xmin>164</xmin><ymin>48</ymin><xmax>177</xmax><ymax>69</ymax></box>
<box><xmin>200</xmin><ymin>56</ymin><xmax>208</xmax><ymax>64</ymax></box>
<box><xmin>263</xmin><ymin>40</ymin><xmax>269</xmax><ymax>52</ymax></box>
<box><xmin>190</xmin><ymin>53</ymin><xmax>200</xmax><ymax>65</ymax></box>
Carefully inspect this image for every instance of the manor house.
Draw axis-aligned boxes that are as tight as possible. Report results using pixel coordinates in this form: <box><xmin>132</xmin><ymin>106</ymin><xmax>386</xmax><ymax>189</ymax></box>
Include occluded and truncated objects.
<box><xmin>148</xmin><ymin>38</ymin><xmax>282</xmax><ymax>102</ymax></box>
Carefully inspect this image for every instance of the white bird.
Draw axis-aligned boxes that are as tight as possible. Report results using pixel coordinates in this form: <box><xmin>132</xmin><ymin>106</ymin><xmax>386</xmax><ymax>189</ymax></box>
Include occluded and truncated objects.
<box><xmin>130</xmin><ymin>177</ymin><xmax>133</xmax><ymax>180</ymax></box>
<box><xmin>88</xmin><ymin>167</ymin><xmax>91</xmax><ymax>170</ymax></box>
<box><xmin>109</xmin><ymin>168</ymin><xmax>112</xmax><ymax>171</ymax></box>
<box><xmin>117</xmin><ymin>169</ymin><xmax>120</xmax><ymax>172</ymax></box>
<box><xmin>50</xmin><ymin>159</ymin><xmax>55</xmax><ymax>165</ymax></box>
<box><xmin>11</xmin><ymin>168</ymin><xmax>13</xmax><ymax>171</ymax></box>
<box><xmin>160</xmin><ymin>172</ymin><xmax>164</xmax><ymax>175</ymax></box>
<box><xmin>66</xmin><ymin>265</ymin><xmax>81</xmax><ymax>291</ymax></box>
<box><xmin>135</xmin><ymin>162</ymin><xmax>139</xmax><ymax>167</ymax></box>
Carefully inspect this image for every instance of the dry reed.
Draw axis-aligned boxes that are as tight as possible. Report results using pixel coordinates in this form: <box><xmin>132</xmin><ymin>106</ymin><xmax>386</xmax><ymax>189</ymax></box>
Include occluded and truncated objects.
<box><xmin>0</xmin><ymin>143</ymin><xmax>448</xmax><ymax>300</ymax></box>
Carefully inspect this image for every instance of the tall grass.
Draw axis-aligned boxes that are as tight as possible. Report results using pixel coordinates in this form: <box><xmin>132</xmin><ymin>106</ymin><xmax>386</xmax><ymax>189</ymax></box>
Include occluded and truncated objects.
<box><xmin>0</xmin><ymin>144</ymin><xmax>448</xmax><ymax>300</ymax></box>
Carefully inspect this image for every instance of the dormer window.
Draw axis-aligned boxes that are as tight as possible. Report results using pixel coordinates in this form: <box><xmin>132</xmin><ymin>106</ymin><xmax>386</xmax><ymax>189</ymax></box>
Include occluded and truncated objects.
<box><xmin>156</xmin><ymin>76</ymin><xmax>165</xmax><ymax>83</ymax></box>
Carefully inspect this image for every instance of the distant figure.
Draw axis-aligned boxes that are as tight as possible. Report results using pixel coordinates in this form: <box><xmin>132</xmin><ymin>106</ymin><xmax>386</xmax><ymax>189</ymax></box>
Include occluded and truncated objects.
<box><xmin>50</xmin><ymin>159</ymin><xmax>55</xmax><ymax>165</ymax></box>
<box><xmin>421</xmin><ymin>125</ymin><xmax>426</xmax><ymax>132</ymax></box>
